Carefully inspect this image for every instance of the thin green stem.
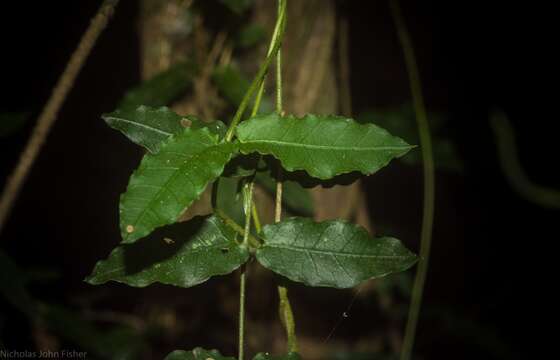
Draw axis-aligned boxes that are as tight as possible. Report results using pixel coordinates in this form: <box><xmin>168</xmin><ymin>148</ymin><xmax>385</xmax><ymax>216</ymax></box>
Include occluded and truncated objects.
<box><xmin>238</xmin><ymin>181</ymin><xmax>255</xmax><ymax>360</ymax></box>
<box><xmin>215</xmin><ymin>209</ymin><xmax>260</xmax><ymax>248</ymax></box>
<box><xmin>238</xmin><ymin>270</ymin><xmax>247</xmax><ymax>360</ymax></box>
<box><xmin>225</xmin><ymin>0</ymin><xmax>287</xmax><ymax>142</ymax></box>
<box><xmin>390</xmin><ymin>1</ymin><xmax>435</xmax><ymax>359</ymax></box>
<box><xmin>271</xmin><ymin>1</ymin><xmax>298</xmax><ymax>353</ymax></box>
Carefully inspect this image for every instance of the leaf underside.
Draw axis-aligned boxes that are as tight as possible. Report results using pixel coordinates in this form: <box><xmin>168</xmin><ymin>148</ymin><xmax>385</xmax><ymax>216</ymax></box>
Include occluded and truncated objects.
<box><xmin>165</xmin><ymin>348</ymin><xmax>236</xmax><ymax>360</ymax></box>
<box><xmin>86</xmin><ymin>216</ymin><xmax>249</xmax><ymax>288</ymax></box>
<box><xmin>236</xmin><ymin>113</ymin><xmax>413</xmax><ymax>180</ymax></box>
<box><xmin>103</xmin><ymin>106</ymin><xmax>226</xmax><ymax>154</ymax></box>
<box><xmin>256</xmin><ymin>217</ymin><xmax>418</xmax><ymax>288</ymax></box>
<box><xmin>119</xmin><ymin>127</ymin><xmax>235</xmax><ymax>243</ymax></box>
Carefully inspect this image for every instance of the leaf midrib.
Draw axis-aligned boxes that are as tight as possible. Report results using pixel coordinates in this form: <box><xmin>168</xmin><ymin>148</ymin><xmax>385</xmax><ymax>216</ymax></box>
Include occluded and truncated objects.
<box><xmin>123</xmin><ymin>138</ymin><xmax>222</xmax><ymax>240</ymax></box>
<box><xmin>105</xmin><ymin>115</ymin><xmax>174</xmax><ymax>136</ymax></box>
<box><xmin>242</xmin><ymin>138</ymin><xmax>410</xmax><ymax>152</ymax></box>
<box><xmin>261</xmin><ymin>243</ymin><xmax>410</xmax><ymax>259</ymax></box>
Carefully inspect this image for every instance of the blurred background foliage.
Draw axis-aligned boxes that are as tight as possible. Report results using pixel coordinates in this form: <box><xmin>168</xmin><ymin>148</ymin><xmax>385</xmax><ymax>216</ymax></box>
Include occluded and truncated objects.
<box><xmin>1</xmin><ymin>0</ymin><xmax>557</xmax><ymax>359</ymax></box>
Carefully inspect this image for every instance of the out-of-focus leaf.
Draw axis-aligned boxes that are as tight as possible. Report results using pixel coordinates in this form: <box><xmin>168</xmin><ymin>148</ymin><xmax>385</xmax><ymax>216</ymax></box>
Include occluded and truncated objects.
<box><xmin>86</xmin><ymin>216</ymin><xmax>249</xmax><ymax>288</ymax></box>
<box><xmin>220</xmin><ymin>0</ymin><xmax>253</xmax><ymax>14</ymax></box>
<box><xmin>253</xmin><ymin>352</ymin><xmax>302</xmax><ymax>360</ymax></box>
<box><xmin>212</xmin><ymin>65</ymin><xmax>273</xmax><ymax>114</ymax></box>
<box><xmin>119</xmin><ymin>128</ymin><xmax>236</xmax><ymax>243</ymax></box>
<box><xmin>103</xmin><ymin>106</ymin><xmax>225</xmax><ymax>153</ymax></box>
<box><xmin>236</xmin><ymin>113</ymin><xmax>412</xmax><ymax>180</ymax></box>
<box><xmin>254</xmin><ymin>171</ymin><xmax>314</xmax><ymax>216</ymax></box>
<box><xmin>0</xmin><ymin>112</ymin><xmax>28</xmax><ymax>137</ymax></box>
<box><xmin>256</xmin><ymin>217</ymin><xmax>417</xmax><ymax>288</ymax></box>
<box><xmin>42</xmin><ymin>304</ymin><xmax>147</xmax><ymax>360</ymax></box>
<box><xmin>0</xmin><ymin>251</ymin><xmax>36</xmax><ymax>318</ymax></box>
<box><xmin>216</xmin><ymin>177</ymin><xmax>245</xmax><ymax>226</ymax></box>
<box><xmin>357</xmin><ymin>105</ymin><xmax>463</xmax><ymax>172</ymax></box>
<box><xmin>237</xmin><ymin>24</ymin><xmax>266</xmax><ymax>48</ymax></box>
<box><xmin>165</xmin><ymin>348</ymin><xmax>236</xmax><ymax>360</ymax></box>
<box><xmin>118</xmin><ymin>60</ymin><xmax>197</xmax><ymax>111</ymax></box>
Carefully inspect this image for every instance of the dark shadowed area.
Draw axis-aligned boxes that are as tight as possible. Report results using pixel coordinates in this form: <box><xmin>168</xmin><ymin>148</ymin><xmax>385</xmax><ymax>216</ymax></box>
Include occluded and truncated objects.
<box><xmin>1</xmin><ymin>1</ymin><xmax>557</xmax><ymax>359</ymax></box>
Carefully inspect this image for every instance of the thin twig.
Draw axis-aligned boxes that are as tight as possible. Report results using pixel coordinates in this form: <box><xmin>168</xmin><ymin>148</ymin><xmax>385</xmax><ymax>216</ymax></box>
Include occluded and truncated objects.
<box><xmin>390</xmin><ymin>1</ymin><xmax>436</xmax><ymax>359</ymax></box>
<box><xmin>0</xmin><ymin>0</ymin><xmax>120</xmax><ymax>235</ymax></box>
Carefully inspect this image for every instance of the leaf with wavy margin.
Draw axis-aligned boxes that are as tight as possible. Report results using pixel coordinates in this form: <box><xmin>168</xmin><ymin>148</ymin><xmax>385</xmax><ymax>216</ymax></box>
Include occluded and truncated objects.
<box><xmin>86</xmin><ymin>216</ymin><xmax>248</xmax><ymax>288</ymax></box>
<box><xmin>256</xmin><ymin>217</ymin><xmax>417</xmax><ymax>288</ymax></box>
<box><xmin>236</xmin><ymin>113</ymin><xmax>413</xmax><ymax>180</ymax></box>
<box><xmin>119</xmin><ymin>128</ymin><xmax>236</xmax><ymax>243</ymax></box>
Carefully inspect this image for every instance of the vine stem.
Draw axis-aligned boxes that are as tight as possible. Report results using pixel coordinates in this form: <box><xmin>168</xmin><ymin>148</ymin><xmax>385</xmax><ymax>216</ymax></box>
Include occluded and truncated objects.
<box><xmin>239</xmin><ymin>181</ymin><xmax>255</xmax><ymax>360</ymax></box>
<box><xmin>390</xmin><ymin>1</ymin><xmax>435</xmax><ymax>359</ymax></box>
<box><xmin>236</xmin><ymin>2</ymin><xmax>287</xmax><ymax>359</ymax></box>
<box><xmin>224</xmin><ymin>0</ymin><xmax>287</xmax><ymax>142</ymax></box>
<box><xmin>0</xmin><ymin>0</ymin><xmax>119</xmax><ymax>236</ymax></box>
<box><xmin>272</xmin><ymin>1</ymin><xmax>298</xmax><ymax>353</ymax></box>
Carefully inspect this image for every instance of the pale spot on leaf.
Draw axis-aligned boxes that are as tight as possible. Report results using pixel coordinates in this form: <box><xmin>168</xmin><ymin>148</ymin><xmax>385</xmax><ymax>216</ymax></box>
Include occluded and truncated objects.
<box><xmin>181</xmin><ymin>118</ymin><xmax>192</xmax><ymax>127</ymax></box>
<box><xmin>126</xmin><ymin>225</ymin><xmax>134</xmax><ymax>233</ymax></box>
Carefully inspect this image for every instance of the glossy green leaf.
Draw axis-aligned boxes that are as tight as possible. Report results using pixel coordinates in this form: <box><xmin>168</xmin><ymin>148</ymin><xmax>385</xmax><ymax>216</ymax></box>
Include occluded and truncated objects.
<box><xmin>253</xmin><ymin>353</ymin><xmax>302</xmax><ymax>360</ymax></box>
<box><xmin>165</xmin><ymin>348</ymin><xmax>236</xmax><ymax>360</ymax></box>
<box><xmin>236</xmin><ymin>113</ymin><xmax>413</xmax><ymax>180</ymax></box>
<box><xmin>256</xmin><ymin>217</ymin><xmax>417</xmax><ymax>288</ymax></box>
<box><xmin>118</xmin><ymin>60</ymin><xmax>197</xmax><ymax>111</ymax></box>
<box><xmin>86</xmin><ymin>216</ymin><xmax>248</xmax><ymax>287</ymax></box>
<box><xmin>103</xmin><ymin>105</ymin><xmax>225</xmax><ymax>153</ymax></box>
<box><xmin>119</xmin><ymin>128</ymin><xmax>236</xmax><ymax>243</ymax></box>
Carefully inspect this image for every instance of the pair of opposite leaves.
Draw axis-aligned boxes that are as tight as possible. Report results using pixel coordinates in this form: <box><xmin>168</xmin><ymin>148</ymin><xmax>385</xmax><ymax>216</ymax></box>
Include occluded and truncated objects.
<box><xmin>86</xmin><ymin>106</ymin><xmax>417</xmax><ymax>289</ymax></box>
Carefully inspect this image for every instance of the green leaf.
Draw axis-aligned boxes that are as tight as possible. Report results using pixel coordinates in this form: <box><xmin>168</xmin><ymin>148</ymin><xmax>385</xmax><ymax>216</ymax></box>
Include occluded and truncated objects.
<box><xmin>119</xmin><ymin>128</ymin><xmax>236</xmax><ymax>243</ymax></box>
<box><xmin>103</xmin><ymin>105</ymin><xmax>225</xmax><ymax>153</ymax></box>
<box><xmin>216</xmin><ymin>177</ymin><xmax>245</xmax><ymax>226</ymax></box>
<box><xmin>165</xmin><ymin>348</ymin><xmax>236</xmax><ymax>360</ymax></box>
<box><xmin>86</xmin><ymin>215</ymin><xmax>249</xmax><ymax>288</ymax></box>
<box><xmin>118</xmin><ymin>60</ymin><xmax>197</xmax><ymax>111</ymax></box>
<box><xmin>256</xmin><ymin>217</ymin><xmax>417</xmax><ymax>288</ymax></box>
<box><xmin>236</xmin><ymin>113</ymin><xmax>413</xmax><ymax>180</ymax></box>
<box><xmin>253</xmin><ymin>353</ymin><xmax>302</xmax><ymax>360</ymax></box>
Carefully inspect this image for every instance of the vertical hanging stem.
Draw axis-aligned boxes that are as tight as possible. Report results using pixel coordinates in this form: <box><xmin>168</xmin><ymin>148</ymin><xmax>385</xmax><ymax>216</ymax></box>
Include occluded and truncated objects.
<box><xmin>272</xmin><ymin>0</ymin><xmax>298</xmax><ymax>353</ymax></box>
<box><xmin>236</xmin><ymin>2</ymin><xmax>288</xmax><ymax>358</ymax></box>
<box><xmin>0</xmin><ymin>0</ymin><xmax>120</xmax><ymax>236</ymax></box>
<box><xmin>390</xmin><ymin>1</ymin><xmax>436</xmax><ymax>359</ymax></box>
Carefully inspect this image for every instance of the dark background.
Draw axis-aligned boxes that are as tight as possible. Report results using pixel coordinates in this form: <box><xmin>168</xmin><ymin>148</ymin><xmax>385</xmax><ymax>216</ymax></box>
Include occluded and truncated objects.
<box><xmin>1</xmin><ymin>0</ymin><xmax>557</xmax><ymax>358</ymax></box>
